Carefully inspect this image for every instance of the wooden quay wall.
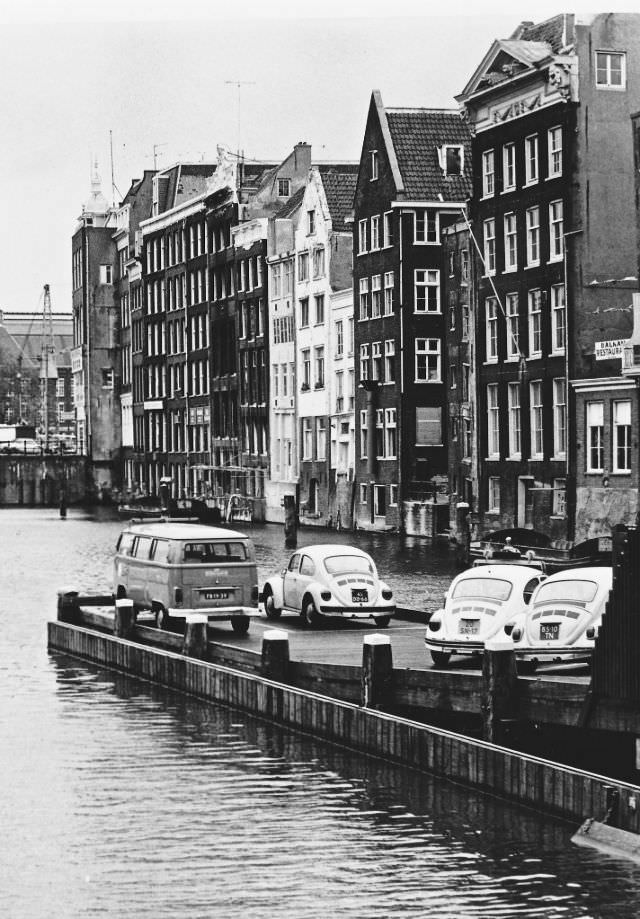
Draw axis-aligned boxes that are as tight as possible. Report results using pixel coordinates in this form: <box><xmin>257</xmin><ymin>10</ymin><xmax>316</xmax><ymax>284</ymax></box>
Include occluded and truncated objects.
<box><xmin>48</xmin><ymin>613</ymin><xmax>640</xmax><ymax>838</ymax></box>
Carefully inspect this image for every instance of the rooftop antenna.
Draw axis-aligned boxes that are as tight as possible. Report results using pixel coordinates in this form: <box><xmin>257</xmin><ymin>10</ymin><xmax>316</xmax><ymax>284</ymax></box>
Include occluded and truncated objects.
<box><xmin>225</xmin><ymin>80</ymin><xmax>256</xmax><ymax>160</ymax></box>
<box><xmin>152</xmin><ymin>143</ymin><xmax>168</xmax><ymax>171</ymax></box>
<box><xmin>109</xmin><ymin>130</ymin><xmax>122</xmax><ymax>207</ymax></box>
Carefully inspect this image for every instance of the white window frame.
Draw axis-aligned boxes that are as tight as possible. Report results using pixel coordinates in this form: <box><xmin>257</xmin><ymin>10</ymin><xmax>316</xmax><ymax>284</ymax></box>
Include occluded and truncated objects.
<box><xmin>383</xmin><ymin>211</ymin><xmax>393</xmax><ymax>247</ymax></box>
<box><xmin>548</xmin><ymin>126</ymin><xmax>562</xmax><ymax>178</ymax></box>
<box><xmin>528</xmin><ymin>289</ymin><xmax>542</xmax><ymax>357</ymax></box>
<box><xmin>613</xmin><ymin>400</ymin><xmax>631</xmax><ymax>473</ymax></box>
<box><xmin>525</xmin><ymin>134</ymin><xmax>539</xmax><ymax>185</ymax></box>
<box><xmin>553</xmin><ymin>478</ymin><xmax>567</xmax><ymax>517</ymax></box>
<box><xmin>415</xmin><ymin>338</ymin><xmax>441</xmax><ymax>383</ymax></box>
<box><xmin>503</xmin><ymin>142</ymin><xmax>516</xmax><ymax>191</ymax></box>
<box><xmin>359</xmin><ymin>278</ymin><xmax>369</xmax><ymax>320</ymax></box>
<box><xmin>487</xmin><ymin>384</ymin><xmax>500</xmax><ymax>458</ymax></box>
<box><xmin>385</xmin><ymin>408</ymin><xmax>397</xmax><ymax>459</ymax></box>
<box><xmin>370</xmin><ymin>149</ymin><xmax>379</xmax><ymax>180</ymax></box>
<box><xmin>359</xmin><ymin>343</ymin><xmax>370</xmax><ymax>381</ymax></box>
<box><xmin>488</xmin><ymin>477</ymin><xmax>501</xmax><ymax>514</ymax></box>
<box><xmin>370</xmin><ymin>215</ymin><xmax>380</xmax><ymax>251</ymax></box>
<box><xmin>485</xmin><ymin>298</ymin><xmax>498</xmax><ymax>362</ymax></box>
<box><xmin>595</xmin><ymin>50</ymin><xmax>626</xmax><ymax>90</ymax></box>
<box><xmin>530</xmin><ymin>380</ymin><xmax>544</xmax><ymax>459</ymax></box>
<box><xmin>552</xmin><ymin>378</ymin><xmax>566</xmax><ymax>458</ymax></box>
<box><xmin>526</xmin><ymin>206</ymin><xmax>540</xmax><ymax>267</ymax></box>
<box><xmin>549</xmin><ymin>200</ymin><xmax>564</xmax><ymax>262</ymax></box>
<box><xmin>551</xmin><ymin>284</ymin><xmax>566</xmax><ymax>353</ymax></box>
<box><xmin>414</xmin><ymin>209</ymin><xmax>438</xmax><ymax>245</ymax></box>
<box><xmin>371</xmin><ymin>275</ymin><xmax>382</xmax><ymax>318</ymax></box>
<box><xmin>483</xmin><ymin>218</ymin><xmax>496</xmax><ymax>275</ymax></box>
<box><xmin>508</xmin><ymin>382</ymin><xmax>521</xmax><ymax>458</ymax></box>
<box><xmin>360</xmin><ymin>410</ymin><xmax>368</xmax><ymax>460</ymax></box>
<box><xmin>505</xmin><ymin>293</ymin><xmax>519</xmax><ymax>360</ymax></box>
<box><xmin>383</xmin><ymin>271</ymin><xmax>394</xmax><ymax>315</ymax></box>
<box><xmin>504</xmin><ymin>212</ymin><xmax>517</xmax><ymax>272</ymax></box>
<box><xmin>384</xmin><ymin>339</ymin><xmax>395</xmax><ymax>383</ymax></box>
<box><xmin>482</xmin><ymin>149</ymin><xmax>495</xmax><ymax>197</ymax></box>
<box><xmin>587</xmin><ymin>401</ymin><xmax>604</xmax><ymax>473</ymax></box>
<box><xmin>358</xmin><ymin>219</ymin><xmax>367</xmax><ymax>254</ymax></box>
<box><xmin>414</xmin><ymin>269</ymin><xmax>440</xmax><ymax>313</ymax></box>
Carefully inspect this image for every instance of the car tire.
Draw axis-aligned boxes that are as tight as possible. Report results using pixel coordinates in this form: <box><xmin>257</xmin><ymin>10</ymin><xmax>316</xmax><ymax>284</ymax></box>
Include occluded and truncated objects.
<box><xmin>431</xmin><ymin>650</ymin><xmax>451</xmax><ymax>669</ymax></box>
<box><xmin>231</xmin><ymin>615</ymin><xmax>250</xmax><ymax>635</ymax></box>
<box><xmin>517</xmin><ymin>660</ymin><xmax>538</xmax><ymax>675</ymax></box>
<box><xmin>373</xmin><ymin>615</ymin><xmax>390</xmax><ymax>628</ymax></box>
<box><xmin>302</xmin><ymin>596</ymin><xmax>321</xmax><ymax>629</ymax></box>
<box><xmin>263</xmin><ymin>587</ymin><xmax>282</xmax><ymax>621</ymax></box>
<box><xmin>156</xmin><ymin>605</ymin><xmax>174</xmax><ymax>631</ymax></box>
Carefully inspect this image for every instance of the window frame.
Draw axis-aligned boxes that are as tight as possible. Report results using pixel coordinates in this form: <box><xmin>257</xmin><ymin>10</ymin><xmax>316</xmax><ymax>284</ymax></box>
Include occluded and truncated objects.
<box><xmin>415</xmin><ymin>338</ymin><xmax>441</xmax><ymax>383</ymax></box>
<box><xmin>414</xmin><ymin>269</ymin><xmax>440</xmax><ymax>313</ymax></box>
<box><xmin>547</xmin><ymin>126</ymin><xmax>563</xmax><ymax>178</ymax></box>
<box><xmin>482</xmin><ymin>149</ymin><xmax>495</xmax><ymax>197</ymax></box>
<box><xmin>613</xmin><ymin>400</ymin><xmax>632</xmax><ymax>473</ymax></box>
<box><xmin>586</xmin><ymin>401</ymin><xmax>604</xmax><ymax>473</ymax></box>
<box><xmin>529</xmin><ymin>380</ymin><xmax>544</xmax><ymax>459</ymax></box>
<box><xmin>524</xmin><ymin>134</ymin><xmax>539</xmax><ymax>185</ymax></box>
<box><xmin>595</xmin><ymin>50</ymin><xmax>626</xmax><ymax>90</ymax></box>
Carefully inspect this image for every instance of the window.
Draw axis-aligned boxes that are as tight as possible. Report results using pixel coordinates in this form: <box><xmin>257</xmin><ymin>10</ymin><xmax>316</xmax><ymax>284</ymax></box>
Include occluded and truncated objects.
<box><xmin>595</xmin><ymin>51</ymin><xmax>626</xmax><ymax>89</ymax></box>
<box><xmin>483</xmin><ymin>218</ymin><xmax>496</xmax><ymax>275</ymax></box>
<box><xmin>482</xmin><ymin>149</ymin><xmax>495</xmax><ymax>197</ymax></box>
<box><xmin>549</xmin><ymin>200</ymin><xmax>564</xmax><ymax>261</ymax></box>
<box><xmin>312</xmin><ymin>247</ymin><xmax>325</xmax><ymax>278</ymax></box>
<box><xmin>486</xmin><ymin>297</ymin><xmax>498</xmax><ymax>362</ymax></box>
<box><xmin>553</xmin><ymin>378</ymin><xmax>566</xmax><ymax>457</ymax></box>
<box><xmin>370</xmin><ymin>149</ymin><xmax>379</xmax><ymax>180</ymax></box>
<box><xmin>278</xmin><ymin>178</ymin><xmax>291</xmax><ymax>197</ymax></box>
<box><xmin>100</xmin><ymin>264</ymin><xmax>113</xmax><ymax>285</ymax></box>
<box><xmin>488</xmin><ymin>477</ymin><xmax>501</xmax><ymax>514</ymax></box>
<box><xmin>587</xmin><ymin>401</ymin><xmax>604</xmax><ymax>472</ymax></box>
<box><xmin>461</xmin><ymin>249</ymin><xmax>469</xmax><ymax>282</ymax></box>
<box><xmin>487</xmin><ymin>384</ymin><xmax>499</xmax><ymax>457</ymax></box>
<box><xmin>359</xmin><ymin>343</ymin><xmax>370</xmax><ymax>381</ymax></box>
<box><xmin>462</xmin><ymin>303</ymin><xmax>470</xmax><ymax>340</ymax></box>
<box><xmin>525</xmin><ymin>134</ymin><xmax>538</xmax><ymax>184</ymax></box>
<box><xmin>504</xmin><ymin>213</ymin><xmax>517</xmax><ymax>271</ymax></box>
<box><xmin>508</xmin><ymin>383</ymin><xmax>521</xmax><ymax>457</ymax></box>
<box><xmin>384</xmin><ymin>339</ymin><xmax>395</xmax><ymax>383</ymax></box>
<box><xmin>359</xmin><ymin>278</ymin><xmax>370</xmax><ymax>320</ymax></box>
<box><xmin>374</xmin><ymin>484</ymin><xmax>386</xmax><ymax>517</ymax></box>
<box><xmin>360</xmin><ymin>483</ymin><xmax>368</xmax><ymax>504</ymax></box>
<box><xmin>528</xmin><ymin>289</ymin><xmax>542</xmax><ymax>356</ymax></box>
<box><xmin>389</xmin><ymin>485</ymin><xmax>398</xmax><ymax>506</ymax></box>
<box><xmin>314</xmin><ymin>347</ymin><xmax>325</xmax><ymax>388</ymax></box>
<box><xmin>358</xmin><ymin>219</ymin><xmax>367</xmax><ymax>254</ymax></box>
<box><xmin>371</xmin><ymin>275</ymin><xmax>382</xmax><ymax>318</ymax></box>
<box><xmin>551</xmin><ymin>284</ymin><xmax>566</xmax><ymax>352</ymax></box>
<box><xmin>548</xmin><ymin>127</ymin><xmax>562</xmax><ymax>178</ymax></box>
<box><xmin>302</xmin><ymin>417</ymin><xmax>313</xmax><ymax>460</ymax></box>
<box><xmin>102</xmin><ymin>368</ymin><xmax>114</xmax><ymax>389</ymax></box>
<box><xmin>307</xmin><ymin>210</ymin><xmax>316</xmax><ymax>235</ymax></box>
<box><xmin>360</xmin><ymin>410</ymin><xmax>368</xmax><ymax>459</ymax></box>
<box><xmin>372</xmin><ymin>341</ymin><xmax>382</xmax><ymax>381</ymax></box>
<box><xmin>506</xmin><ymin>293</ymin><xmax>519</xmax><ymax>359</ymax></box>
<box><xmin>271</xmin><ymin>264</ymin><xmax>282</xmax><ymax>298</ymax></box>
<box><xmin>298</xmin><ymin>251</ymin><xmax>309</xmax><ymax>281</ymax></box>
<box><xmin>614</xmin><ymin>400</ymin><xmax>631</xmax><ymax>472</ymax></box>
<box><xmin>385</xmin><ymin>408</ymin><xmax>397</xmax><ymax>458</ymax></box>
<box><xmin>526</xmin><ymin>206</ymin><xmax>540</xmax><ymax>267</ymax></box>
<box><xmin>553</xmin><ymin>478</ymin><xmax>567</xmax><ymax>516</ymax></box>
<box><xmin>415</xmin><ymin>338</ymin><xmax>441</xmax><ymax>382</ymax></box>
<box><xmin>283</xmin><ymin>259</ymin><xmax>293</xmax><ymax>296</ymax></box>
<box><xmin>314</xmin><ymin>294</ymin><xmax>325</xmax><ymax>325</ymax></box>
<box><xmin>503</xmin><ymin>142</ymin><xmax>516</xmax><ymax>191</ymax></box>
<box><xmin>376</xmin><ymin>408</ymin><xmax>384</xmax><ymax>458</ymax></box>
<box><xmin>416</xmin><ymin>406</ymin><xmax>442</xmax><ymax>445</ymax></box>
<box><xmin>414</xmin><ymin>269</ymin><xmax>440</xmax><ymax>312</ymax></box>
<box><xmin>442</xmin><ymin>145</ymin><xmax>463</xmax><ymax>176</ymax></box>
<box><xmin>302</xmin><ymin>349</ymin><xmax>311</xmax><ymax>389</ymax></box>
<box><xmin>384</xmin><ymin>272</ymin><xmax>394</xmax><ymax>315</ymax></box>
<box><xmin>273</xmin><ymin>364</ymin><xmax>279</xmax><ymax>397</ymax></box>
<box><xmin>370</xmin><ymin>215</ymin><xmax>380</xmax><ymax>251</ymax></box>
<box><xmin>316</xmin><ymin>417</ymin><xmax>326</xmax><ymax>459</ymax></box>
<box><xmin>383</xmin><ymin>211</ymin><xmax>393</xmax><ymax>247</ymax></box>
<box><xmin>450</xmin><ymin>363</ymin><xmax>457</xmax><ymax>390</ymax></box>
<box><xmin>300</xmin><ymin>297</ymin><xmax>309</xmax><ymax>327</ymax></box>
<box><xmin>335</xmin><ymin>320</ymin><xmax>344</xmax><ymax>357</ymax></box>
<box><xmin>415</xmin><ymin>209</ymin><xmax>438</xmax><ymax>244</ymax></box>
<box><xmin>530</xmin><ymin>380</ymin><xmax>543</xmax><ymax>458</ymax></box>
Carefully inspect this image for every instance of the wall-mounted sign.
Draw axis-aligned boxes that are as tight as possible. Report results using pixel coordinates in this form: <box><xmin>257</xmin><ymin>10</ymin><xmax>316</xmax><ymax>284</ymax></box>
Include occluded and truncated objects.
<box><xmin>595</xmin><ymin>339</ymin><xmax>627</xmax><ymax>360</ymax></box>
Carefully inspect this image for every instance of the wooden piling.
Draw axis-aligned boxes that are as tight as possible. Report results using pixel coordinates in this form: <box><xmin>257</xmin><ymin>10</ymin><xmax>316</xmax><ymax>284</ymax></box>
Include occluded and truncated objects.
<box><xmin>361</xmin><ymin>634</ymin><xmax>393</xmax><ymax>710</ymax></box>
<box><xmin>114</xmin><ymin>599</ymin><xmax>136</xmax><ymax>639</ymax></box>
<box><xmin>283</xmin><ymin>494</ymin><xmax>297</xmax><ymax>549</ymax></box>
<box><xmin>183</xmin><ymin>614</ymin><xmax>208</xmax><ymax>660</ymax></box>
<box><xmin>481</xmin><ymin>638</ymin><xmax>519</xmax><ymax>745</ymax></box>
<box><xmin>57</xmin><ymin>589</ymin><xmax>80</xmax><ymax>624</ymax></box>
<box><xmin>261</xmin><ymin>629</ymin><xmax>290</xmax><ymax>682</ymax></box>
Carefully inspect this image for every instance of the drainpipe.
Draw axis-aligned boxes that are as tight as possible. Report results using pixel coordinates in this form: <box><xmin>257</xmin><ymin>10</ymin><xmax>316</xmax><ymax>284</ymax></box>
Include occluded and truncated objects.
<box><xmin>563</xmin><ymin>227</ymin><xmax>582</xmax><ymax>541</ymax></box>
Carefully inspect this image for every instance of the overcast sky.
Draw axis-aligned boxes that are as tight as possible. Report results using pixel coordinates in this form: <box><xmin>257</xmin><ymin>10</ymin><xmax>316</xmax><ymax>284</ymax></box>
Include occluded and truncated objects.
<box><xmin>0</xmin><ymin>2</ymin><xmax>586</xmax><ymax>315</ymax></box>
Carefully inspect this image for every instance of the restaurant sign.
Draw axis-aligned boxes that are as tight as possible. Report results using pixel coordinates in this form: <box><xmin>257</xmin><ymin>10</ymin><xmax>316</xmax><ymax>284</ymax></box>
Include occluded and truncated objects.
<box><xmin>595</xmin><ymin>339</ymin><xmax>627</xmax><ymax>361</ymax></box>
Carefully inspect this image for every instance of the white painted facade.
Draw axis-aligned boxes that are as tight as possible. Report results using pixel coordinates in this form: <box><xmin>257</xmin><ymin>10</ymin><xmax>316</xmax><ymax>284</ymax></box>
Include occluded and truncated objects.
<box><xmin>329</xmin><ymin>287</ymin><xmax>355</xmax><ymax>484</ymax></box>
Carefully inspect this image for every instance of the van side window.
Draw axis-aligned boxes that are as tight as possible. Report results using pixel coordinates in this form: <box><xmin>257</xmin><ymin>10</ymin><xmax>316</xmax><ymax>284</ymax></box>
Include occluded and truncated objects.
<box><xmin>288</xmin><ymin>554</ymin><xmax>301</xmax><ymax>572</ymax></box>
<box><xmin>300</xmin><ymin>555</ymin><xmax>315</xmax><ymax>576</ymax></box>
<box><xmin>134</xmin><ymin>536</ymin><xmax>153</xmax><ymax>559</ymax></box>
<box><xmin>183</xmin><ymin>542</ymin><xmax>248</xmax><ymax>563</ymax></box>
<box><xmin>118</xmin><ymin>533</ymin><xmax>135</xmax><ymax>556</ymax></box>
<box><xmin>151</xmin><ymin>540</ymin><xmax>169</xmax><ymax>563</ymax></box>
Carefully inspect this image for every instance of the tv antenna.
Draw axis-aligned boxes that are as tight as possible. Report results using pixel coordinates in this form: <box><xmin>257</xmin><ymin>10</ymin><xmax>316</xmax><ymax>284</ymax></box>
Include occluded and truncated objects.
<box><xmin>152</xmin><ymin>142</ymin><xmax>168</xmax><ymax>171</ymax></box>
<box><xmin>225</xmin><ymin>80</ymin><xmax>256</xmax><ymax>158</ymax></box>
<box><xmin>109</xmin><ymin>130</ymin><xmax>123</xmax><ymax>207</ymax></box>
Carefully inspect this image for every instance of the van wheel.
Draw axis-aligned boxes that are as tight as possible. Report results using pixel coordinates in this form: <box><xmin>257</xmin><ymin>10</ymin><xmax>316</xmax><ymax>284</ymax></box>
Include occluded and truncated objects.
<box><xmin>302</xmin><ymin>596</ymin><xmax>321</xmax><ymax>628</ymax></box>
<box><xmin>156</xmin><ymin>606</ymin><xmax>173</xmax><ymax>631</ymax></box>
<box><xmin>231</xmin><ymin>615</ymin><xmax>250</xmax><ymax>635</ymax></box>
<box><xmin>431</xmin><ymin>650</ymin><xmax>451</xmax><ymax>669</ymax></box>
<box><xmin>374</xmin><ymin>616</ymin><xmax>390</xmax><ymax>628</ymax></box>
<box><xmin>263</xmin><ymin>587</ymin><xmax>281</xmax><ymax>621</ymax></box>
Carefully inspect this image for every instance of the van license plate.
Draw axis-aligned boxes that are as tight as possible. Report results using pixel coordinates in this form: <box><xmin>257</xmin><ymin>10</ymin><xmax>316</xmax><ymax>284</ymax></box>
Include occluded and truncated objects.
<box><xmin>352</xmin><ymin>589</ymin><xmax>368</xmax><ymax>603</ymax></box>
<box><xmin>459</xmin><ymin>619</ymin><xmax>479</xmax><ymax>635</ymax></box>
<box><xmin>204</xmin><ymin>590</ymin><xmax>229</xmax><ymax>601</ymax></box>
<box><xmin>540</xmin><ymin>623</ymin><xmax>560</xmax><ymax>640</ymax></box>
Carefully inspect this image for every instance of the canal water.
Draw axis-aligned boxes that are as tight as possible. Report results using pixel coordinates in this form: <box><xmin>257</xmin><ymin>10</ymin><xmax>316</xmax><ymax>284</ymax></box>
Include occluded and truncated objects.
<box><xmin>2</xmin><ymin>507</ymin><xmax>640</xmax><ymax>918</ymax></box>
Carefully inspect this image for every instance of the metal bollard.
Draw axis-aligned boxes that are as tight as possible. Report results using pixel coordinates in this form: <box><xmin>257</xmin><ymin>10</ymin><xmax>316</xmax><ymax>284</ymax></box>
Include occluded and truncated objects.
<box><xmin>361</xmin><ymin>633</ymin><xmax>393</xmax><ymax>710</ymax></box>
<box><xmin>114</xmin><ymin>598</ymin><xmax>136</xmax><ymax>639</ymax></box>
<box><xmin>183</xmin><ymin>614</ymin><xmax>208</xmax><ymax>659</ymax></box>
<box><xmin>261</xmin><ymin>629</ymin><xmax>290</xmax><ymax>682</ymax></box>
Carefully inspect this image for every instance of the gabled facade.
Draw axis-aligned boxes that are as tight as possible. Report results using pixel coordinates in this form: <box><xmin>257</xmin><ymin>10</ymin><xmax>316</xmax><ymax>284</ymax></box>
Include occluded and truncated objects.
<box><xmin>458</xmin><ymin>13</ymin><xmax>640</xmax><ymax>543</ymax></box>
<box><xmin>353</xmin><ymin>91</ymin><xmax>471</xmax><ymax>532</ymax></box>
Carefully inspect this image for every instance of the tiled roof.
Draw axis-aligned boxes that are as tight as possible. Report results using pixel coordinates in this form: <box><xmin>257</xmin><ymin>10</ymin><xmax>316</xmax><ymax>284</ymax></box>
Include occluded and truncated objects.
<box><xmin>275</xmin><ymin>185</ymin><xmax>305</xmax><ymax>218</ymax></box>
<box><xmin>385</xmin><ymin>109</ymin><xmax>472</xmax><ymax>201</ymax></box>
<box><xmin>318</xmin><ymin>165</ymin><xmax>358</xmax><ymax>231</ymax></box>
<box><xmin>498</xmin><ymin>39</ymin><xmax>553</xmax><ymax>67</ymax></box>
<box><xmin>514</xmin><ymin>15</ymin><xmax>566</xmax><ymax>52</ymax></box>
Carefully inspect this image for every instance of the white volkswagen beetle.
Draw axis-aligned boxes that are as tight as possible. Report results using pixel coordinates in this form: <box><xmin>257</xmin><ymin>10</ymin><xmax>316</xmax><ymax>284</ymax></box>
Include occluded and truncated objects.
<box><xmin>425</xmin><ymin>563</ymin><xmax>546</xmax><ymax>668</ymax></box>
<box><xmin>261</xmin><ymin>544</ymin><xmax>395</xmax><ymax>628</ymax></box>
<box><xmin>504</xmin><ymin>566</ymin><xmax>613</xmax><ymax>672</ymax></box>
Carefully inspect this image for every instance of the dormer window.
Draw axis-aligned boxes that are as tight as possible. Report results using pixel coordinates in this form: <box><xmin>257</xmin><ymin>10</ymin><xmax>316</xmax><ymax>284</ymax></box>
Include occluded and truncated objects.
<box><xmin>278</xmin><ymin>178</ymin><xmax>291</xmax><ymax>197</ymax></box>
<box><xmin>439</xmin><ymin>145</ymin><xmax>464</xmax><ymax>176</ymax></box>
<box><xmin>370</xmin><ymin>150</ymin><xmax>379</xmax><ymax>181</ymax></box>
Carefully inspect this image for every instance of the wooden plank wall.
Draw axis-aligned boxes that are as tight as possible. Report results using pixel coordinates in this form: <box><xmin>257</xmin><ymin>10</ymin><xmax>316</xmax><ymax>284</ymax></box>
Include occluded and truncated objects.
<box><xmin>48</xmin><ymin>620</ymin><xmax>640</xmax><ymax>833</ymax></box>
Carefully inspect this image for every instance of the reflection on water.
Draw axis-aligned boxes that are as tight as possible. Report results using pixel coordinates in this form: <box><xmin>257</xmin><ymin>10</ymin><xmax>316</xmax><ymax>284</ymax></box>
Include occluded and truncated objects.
<box><xmin>2</xmin><ymin>508</ymin><xmax>640</xmax><ymax>918</ymax></box>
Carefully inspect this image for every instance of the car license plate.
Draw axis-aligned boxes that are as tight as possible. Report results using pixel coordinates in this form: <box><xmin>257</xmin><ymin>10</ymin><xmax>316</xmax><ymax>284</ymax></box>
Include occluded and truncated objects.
<box><xmin>352</xmin><ymin>589</ymin><xmax>368</xmax><ymax>603</ymax></box>
<box><xmin>540</xmin><ymin>622</ymin><xmax>560</xmax><ymax>640</ymax></box>
<box><xmin>204</xmin><ymin>590</ymin><xmax>229</xmax><ymax>601</ymax></box>
<box><xmin>459</xmin><ymin>619</ymin><xmax>479</xmax><ymax>635</ymax></box>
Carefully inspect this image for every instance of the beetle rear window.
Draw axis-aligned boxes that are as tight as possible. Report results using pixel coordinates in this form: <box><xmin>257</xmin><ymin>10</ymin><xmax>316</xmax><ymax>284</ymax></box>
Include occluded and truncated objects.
<box><xmin>183</xmin><ymin>542</ymin><xmax>247</xmax><ymax>562</ymax></box>
<box><xmin>535</xmin><ymin>579</ymin><xmax>598</xmax><ymax>605</ymax></box>
<box><xmin>452</xmin><ymin>577</ymin><xmax>512</xmax><ymax>601</ymax></box>
<box><xmin>324</xmin><ymin>555</ymin><xmax>374</xmax><ymax>576</ymax></box>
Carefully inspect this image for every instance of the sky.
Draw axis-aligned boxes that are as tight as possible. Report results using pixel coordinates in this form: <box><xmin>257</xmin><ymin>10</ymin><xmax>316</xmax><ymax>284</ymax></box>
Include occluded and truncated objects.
<box><xmin>0</xmin><ymin>1</ymin><xmax>597</xmax><ymax>315</ymax></box>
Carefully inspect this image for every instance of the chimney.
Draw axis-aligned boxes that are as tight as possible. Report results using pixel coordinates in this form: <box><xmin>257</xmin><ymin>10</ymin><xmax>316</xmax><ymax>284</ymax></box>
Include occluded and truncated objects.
<box><xmin>294</xmin><ymin>142</ymin><xmax>312</xmax><ymax>175</ymax></box>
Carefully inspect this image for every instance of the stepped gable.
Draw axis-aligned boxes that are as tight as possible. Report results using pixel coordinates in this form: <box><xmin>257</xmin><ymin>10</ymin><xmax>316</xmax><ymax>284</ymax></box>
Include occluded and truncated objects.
<box><xmin>317</xmin><ymin>165</ymin><xmax>358</xmax><ymax>231</ymax></box>
<box><xmin>385</xmin><ymin>108</ymin><xmax>472</xmax><ymax>201</ymax></box>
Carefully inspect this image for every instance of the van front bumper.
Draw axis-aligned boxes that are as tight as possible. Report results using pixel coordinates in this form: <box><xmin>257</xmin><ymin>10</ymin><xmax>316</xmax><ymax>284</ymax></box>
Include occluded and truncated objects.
<box><xmin>168</xmin><ymin>605</ymin><xmax>259</xmax><ymax>620</ymax></box>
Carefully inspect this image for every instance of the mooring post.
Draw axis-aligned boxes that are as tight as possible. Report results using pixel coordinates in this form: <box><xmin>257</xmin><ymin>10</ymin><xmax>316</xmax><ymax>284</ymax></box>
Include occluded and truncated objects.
<box><xmin>57</xmin><ymin>589</ymin><xmax>80</xmax><ymax>624</ymax></box>
<box><xmin>261</xmin><ymin>629</ymin><xmax>290</xmax><ymax>682</ymax></box>
<box><xmin>182</xmin><ymin>614</ymin><xmax>208</xmax><ymax>660</ymax></box>
<box><xmin>361</xmin><ymin>634</ymin><xmax>393</xmax><ymax>710</ymax></box>
<box><xmin>481</xmin><ymin>638</ymin><xmax>519</xmax><ymax>745</ymax></box>
<box><xmin>114</xmin><ymin>598</ymin><xmax>136</xmax><ymax>639</ymax></box>
<box><xmin>283</xmin><ymin>494</ymin><xmax>297</xmax><ymax>549</ymax></box>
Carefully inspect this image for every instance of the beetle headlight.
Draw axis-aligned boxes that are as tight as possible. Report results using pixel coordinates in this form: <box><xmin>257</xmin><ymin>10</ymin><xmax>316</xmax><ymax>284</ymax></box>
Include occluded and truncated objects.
<box><xmin>321</xmin><ymin>591</ymin><xmax>332</xmax><ymax>601</ymax></box>
<box><xmin>585</xmin><ymin>626</ymin><xmax>596</xmax><ymax>640</ymax></box>
<box><xmin>382</xmin><ymin>589</ymin><xmax>393</xmax><ymax>600</ymax></box>
<box><xmin>511</xmin><ymin>626</ymin><xmax>523</xmax><ymax>643</ymax></box>
<box><xmin>427</xmin><ymin>616</ymin><xmax>442</xmax><ymax>633</ymax></box>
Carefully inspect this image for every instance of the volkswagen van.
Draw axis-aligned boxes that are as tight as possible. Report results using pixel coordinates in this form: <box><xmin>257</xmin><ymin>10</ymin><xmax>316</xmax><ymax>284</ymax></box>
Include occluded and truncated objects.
<box><xmin>113</xmin><ymin>522</ymin><xmax>259</xmax><ymax>633</ymax></box>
